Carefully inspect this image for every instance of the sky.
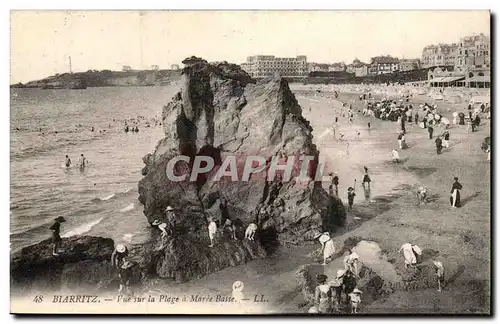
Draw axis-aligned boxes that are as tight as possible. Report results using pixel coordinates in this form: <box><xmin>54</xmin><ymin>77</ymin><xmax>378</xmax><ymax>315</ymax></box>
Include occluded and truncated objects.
<box><xmin>10</xmin><ymin>10</ymin><xmax>490</xmax><ymax>83</ymax></box>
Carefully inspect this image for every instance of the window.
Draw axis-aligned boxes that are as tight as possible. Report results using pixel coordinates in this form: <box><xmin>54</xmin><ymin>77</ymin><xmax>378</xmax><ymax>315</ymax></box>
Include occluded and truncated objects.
<box><xmin>469</xmin><ymin>72</ymin><xmax>474</xmax><ymax>78</ymax></box>
<box><xmin>478</xmin><ymin>72</ymin><xmax>485</xmax><ymax>76</ymax></box>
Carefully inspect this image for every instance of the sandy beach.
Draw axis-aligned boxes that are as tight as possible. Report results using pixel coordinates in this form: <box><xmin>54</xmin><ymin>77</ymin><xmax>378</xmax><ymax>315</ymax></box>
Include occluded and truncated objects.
<box><xmin>292</xmin><ymin>84</ymin><xmax>490</xmax><ymax>313</ymax></box>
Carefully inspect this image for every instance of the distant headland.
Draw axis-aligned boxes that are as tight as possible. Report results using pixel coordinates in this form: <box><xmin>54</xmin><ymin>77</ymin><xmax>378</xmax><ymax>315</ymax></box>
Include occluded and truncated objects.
<box><xmin>10</xmin><ymin>69</ymin><xmax>182</xmax><ymax>89</ymax></box>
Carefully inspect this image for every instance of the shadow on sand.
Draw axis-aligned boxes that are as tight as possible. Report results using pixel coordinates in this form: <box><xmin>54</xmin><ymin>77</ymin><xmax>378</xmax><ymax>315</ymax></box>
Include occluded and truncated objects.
<box><xmin>460</xmin><ymin>191</ymin><xmax>482</xmax><ymax>207</ymax></box>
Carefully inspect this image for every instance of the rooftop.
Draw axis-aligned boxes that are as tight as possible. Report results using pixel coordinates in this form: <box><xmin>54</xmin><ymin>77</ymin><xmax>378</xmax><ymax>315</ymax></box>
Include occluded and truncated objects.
<box><xmin>371</xmin><ymin>55</ymin><xmax>400</xmax><ymax>64</ymax></box>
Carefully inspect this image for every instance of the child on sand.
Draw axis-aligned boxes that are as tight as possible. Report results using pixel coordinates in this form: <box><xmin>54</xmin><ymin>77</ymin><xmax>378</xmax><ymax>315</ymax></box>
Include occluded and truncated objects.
<box><xmin>347</xmin><ymin>187</ymin><xmax>356</xmax><ymax>211</ymax></box>
<box><xmin>433</xmin><ymin>260</ymin><xmax>445</xmax><ymax>292</ymax></box>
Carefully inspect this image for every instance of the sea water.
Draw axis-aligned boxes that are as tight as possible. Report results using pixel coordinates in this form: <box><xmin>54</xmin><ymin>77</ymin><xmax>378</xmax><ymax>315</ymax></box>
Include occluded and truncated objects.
<box><xmin>10</xmin><ymin>86</ymin><xmax>179</xmax><ymax>252</ymax></box>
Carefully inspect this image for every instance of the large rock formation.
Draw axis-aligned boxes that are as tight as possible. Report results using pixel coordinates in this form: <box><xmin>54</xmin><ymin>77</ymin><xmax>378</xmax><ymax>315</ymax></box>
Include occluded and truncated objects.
<box><xmin>138</xmin><ymin>57</ymin><xmax>346</xmax><ymax>282</ymax></box>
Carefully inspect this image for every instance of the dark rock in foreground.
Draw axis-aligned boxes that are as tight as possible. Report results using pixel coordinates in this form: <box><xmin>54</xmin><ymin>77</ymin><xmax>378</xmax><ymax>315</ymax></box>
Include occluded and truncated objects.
<box><xmin>10</xmin><ymin>236</ymin><xmax>127</xmax><ymax>294</ymax></box>
<box><xmin>138</xmin><ymin>57</ymin><xmax>346</xmax><ymax>283</ymax></box>
<box><xmin>140</xmin><ymin>232</ymin><xmax>267</xmax><ymax>283</ymax></box>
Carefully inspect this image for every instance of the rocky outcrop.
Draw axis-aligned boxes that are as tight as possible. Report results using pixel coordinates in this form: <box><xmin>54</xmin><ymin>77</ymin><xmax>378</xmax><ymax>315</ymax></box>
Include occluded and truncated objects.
<box><xmin>138</xmin><ymin>57</ymin><xmax>346</xmax><ymax>282</ymax></box>
<box><xmin>10</xmin><ymin>236</ymin><xmax>137</xmax><ymax>294</ymax></box>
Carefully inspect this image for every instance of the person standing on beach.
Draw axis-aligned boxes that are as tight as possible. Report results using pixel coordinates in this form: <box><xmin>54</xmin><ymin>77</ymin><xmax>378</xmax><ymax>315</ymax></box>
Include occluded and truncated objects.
<box><xmin>414</xmin><ymin>112</ymin><xmax>419</xmax><ymax>125</ymax></box>
<box><xmin>427</xmin><ymin>123</ymin><xmax>434</xmax><ymax>139</ymax></box>
<box><xmin>316</xmin><ymin>232</ymin><xmax>336</xmax><ymax>265</ymax></box>
<box><xmin>433</xmin><ymin>260</ymin><xmax>445</xmax><ymax>292</ymax></box>
<box><xmin>401</xmin><ymin>116</ymin><xmax>406</xmax><ymax>134</ymax></box>
<box><xmin>362</xmin><ymin>167</ymin><xmax>371</xmax><ymax>189</ymax></box>
<box><xmin>343</xmin><ymin>270</ymin><xmax>357</xmax><ymax>304</ymax></box>
<box><xmin>391</xmin><ymin>149</ymin><xmax>400</xmax><ymax>163</ymax></box>
<box><xmin>314</xmin><ymin>274</ymin><xmax>333</xmax><ymax>313</ymax></box>
<box><xmin>64</xmin><ymin>155</ymin><xmax>72</xmax><ymax>168</ymax></box>
<box><xmin>450</xmin><ymin>177</ymin><xmax>463</xmax><ymax>208</ymax></box>
<box><xmin>49</xmin><ymin>216</ymin><xmax>66</xmax><ymax>256</ymax></box>
<box><xmin>330</xmin><ymin>173</ymin><xmax>339</xmax><ymax>196</ymax></box>
<box><xmin>347</xmin><ymin>187</ymin><xmax>356</xmax><ymax>211</ymax></box>
<box><xmin>435</xmin><ymin>136</ymin><xmax>443</xmax><ymax>155</ymax></box>
<box><xmin>442</xmin><ymin>130</ymin><xmax>450</xmax><ymax>148</ymax></box>
<box><xmin>398</xmin><ymin>132</ymin><xmax>404</xmax><ymax>150</ymax></box>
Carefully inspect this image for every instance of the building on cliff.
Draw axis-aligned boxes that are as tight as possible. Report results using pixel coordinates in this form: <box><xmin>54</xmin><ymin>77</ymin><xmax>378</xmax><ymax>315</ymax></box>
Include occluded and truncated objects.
<box><xmin>240</xmin><ymin>55</ymin><xmax>308</xmax><ymax>78</ymax></box>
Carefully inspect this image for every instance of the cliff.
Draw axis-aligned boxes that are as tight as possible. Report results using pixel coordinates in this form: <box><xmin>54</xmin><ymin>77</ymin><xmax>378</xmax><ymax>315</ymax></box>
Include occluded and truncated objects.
<box><xmin>11</xmin><ymin>69</ymin><xmax>182</xmax><ymax>89</ymax></box>
<box><xmin>138</xmin><ymin>57</ymin><xmax>346</xmax><ymax>282</ymax></box>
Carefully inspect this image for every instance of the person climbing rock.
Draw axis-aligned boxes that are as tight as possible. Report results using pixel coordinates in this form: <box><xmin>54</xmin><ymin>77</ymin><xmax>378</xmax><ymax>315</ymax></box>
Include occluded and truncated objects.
<box><xmin>267</xmin><ymin>180</ymin><xmax>282</xmax><ymax>205</ymax></box>
<box><xmin>49</xmin><ymin>216</ymin><xmax>66</xmax><ymax>256</ymax></box>
<box><xmin>111</xmin><ymin>243</ymin><xmax>129</xmax><ymax>269</ymax></box>
<box><xmin>245</xmin><ymin>223</ymin><xmax>258</xmax><ymax>241</ymax></box>
<box><xmin>208</xmin><ymin>217</ymin><xmax>217</xmax><ymax>247</ymax></box>
<box><xmin>118</xmin><ymin>258</ymin><xmax>136</xmax><ymax>296</ymax></box>
<box><xmin>223</xmin><ymin>218</ymin><xmax>237</xmax><ymax>241</ymax></box>
<box><xmin>165</xmin><ymin>206</ymin><xmax>177</xmax><ymax>235</ymax></box>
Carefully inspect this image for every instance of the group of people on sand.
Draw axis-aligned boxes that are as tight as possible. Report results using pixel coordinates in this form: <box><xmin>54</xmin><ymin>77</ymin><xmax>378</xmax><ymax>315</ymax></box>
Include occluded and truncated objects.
<box><xmin>310</xmin><ymin>232</ymin><xmax>364</xmax><ymax>314</ymax></box>
<box><xmin>399</xmin><ymin>242</ymin><xmax>446</xmax><ymax>292</ymax></box>
<box><xmin>309</xmin><ymin>231</ymin><xmax>447</xmax><ymax>313</ymax></box>
<box><xmin>310</xmin><ymin>270</ymin><xmax>361</xmax><ymax>314</ymax></box>
<box><xmin>327</xmin><ymin>166</ymin><xmax>372</xmax><ymax>212</ymax></box>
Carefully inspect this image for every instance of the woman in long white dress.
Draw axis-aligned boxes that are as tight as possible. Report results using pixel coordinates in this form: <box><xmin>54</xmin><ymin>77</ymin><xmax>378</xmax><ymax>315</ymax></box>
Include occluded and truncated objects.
<box><xmin>399</xmin><ymin>243</ymin><xmax>422</xmax><ymax>268</ymax></box>
<box><xmin>316</xmin><ymin>232</ymin><xmax>335</xmax><ymax>265</ymax></box>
